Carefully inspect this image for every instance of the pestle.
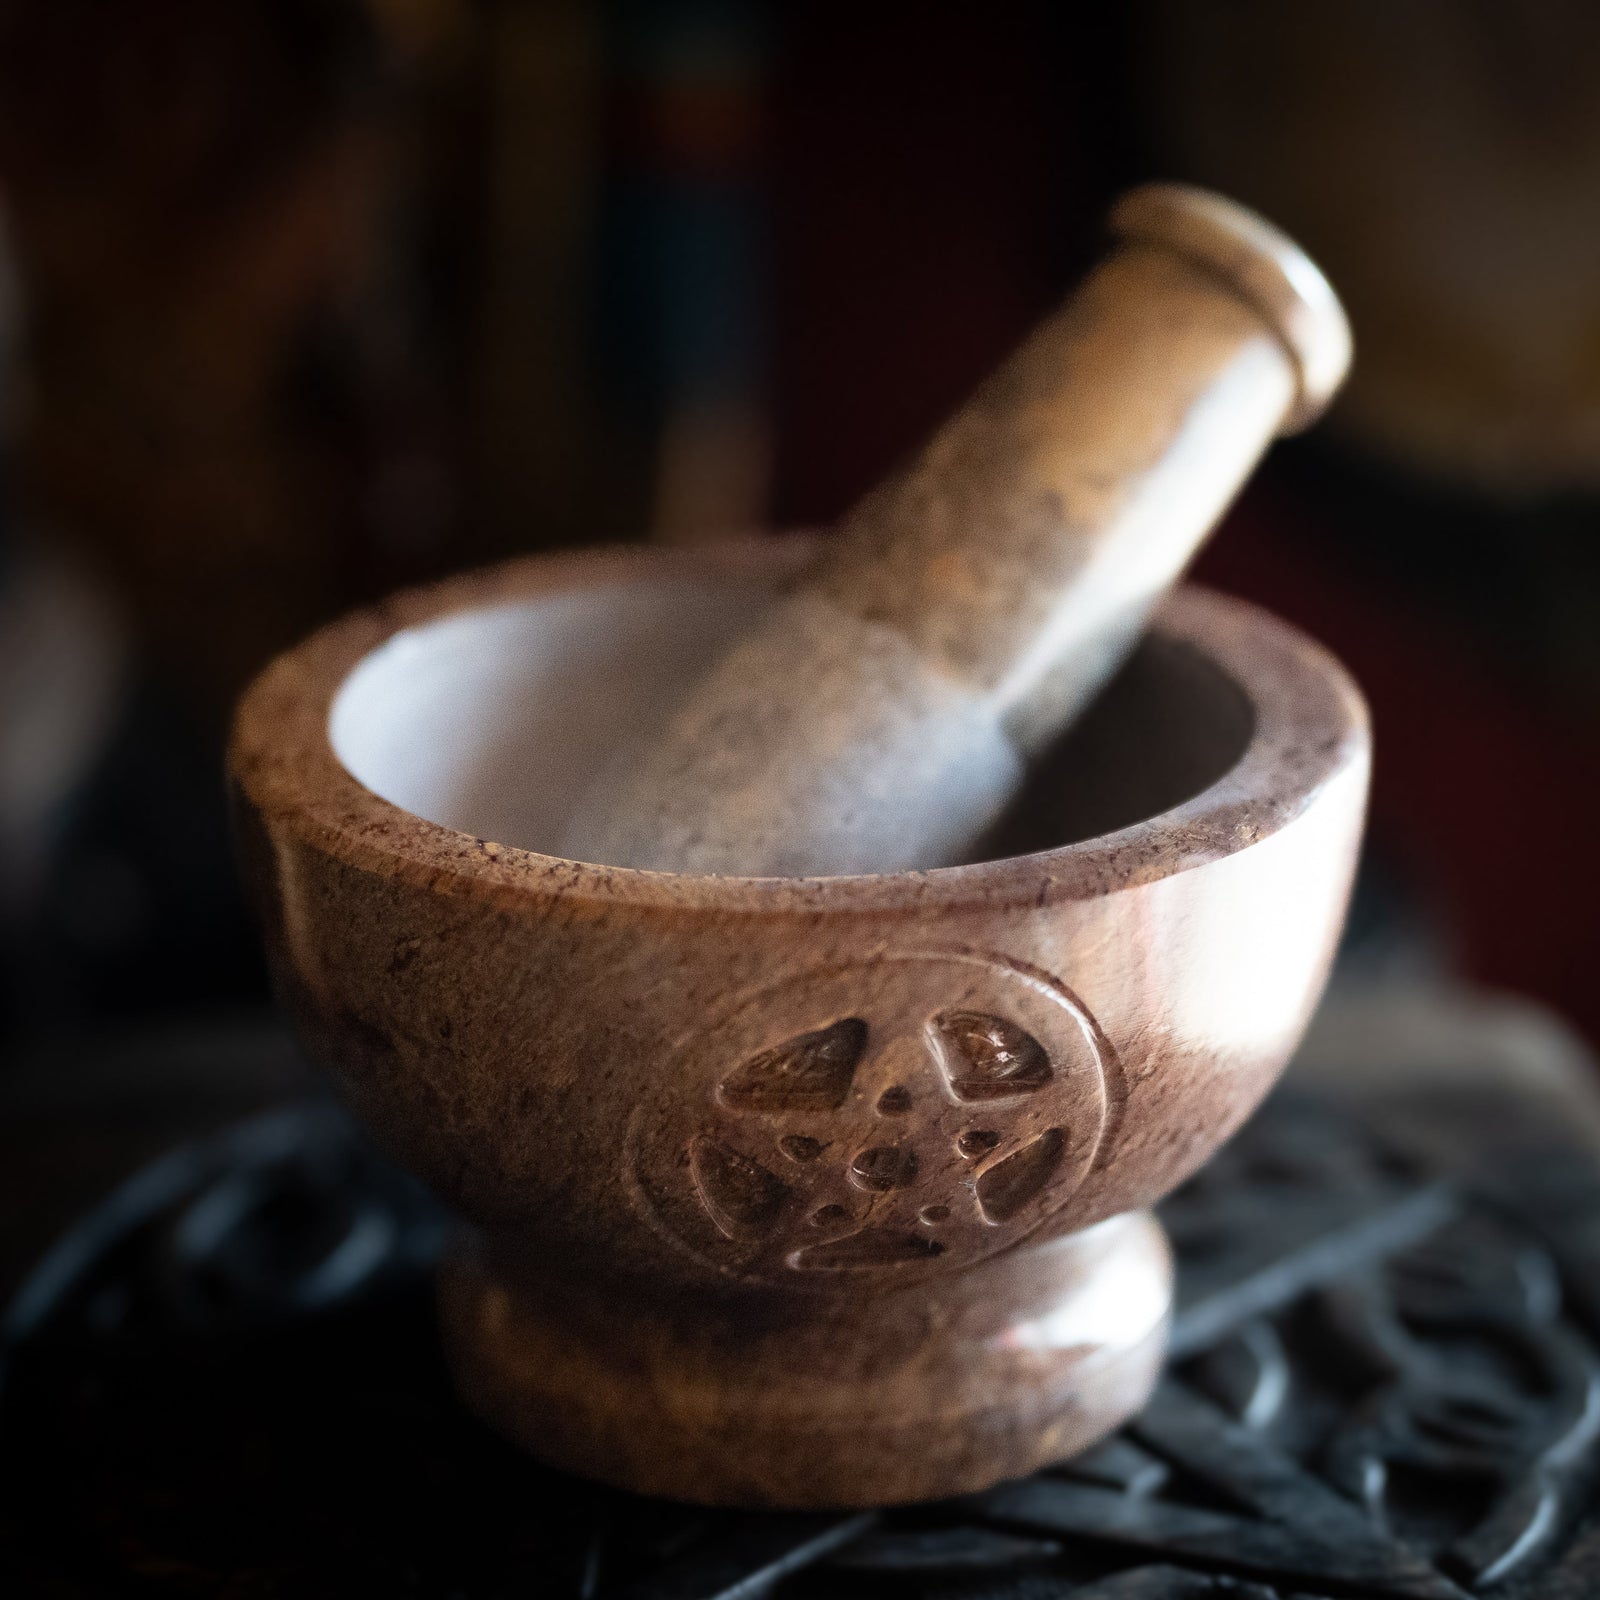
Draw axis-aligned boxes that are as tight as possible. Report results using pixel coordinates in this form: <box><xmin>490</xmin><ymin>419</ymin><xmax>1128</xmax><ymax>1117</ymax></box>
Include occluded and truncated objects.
<box><xmin>562</xmin><ymin>184</ymin><xmax>1351</xmax><ymax>878</ymax></box>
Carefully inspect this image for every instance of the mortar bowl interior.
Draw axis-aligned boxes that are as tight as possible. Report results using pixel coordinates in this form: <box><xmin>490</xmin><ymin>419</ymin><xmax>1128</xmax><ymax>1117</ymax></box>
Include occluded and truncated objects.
<box><xmin>326</xmin><ymin>543</ymin><xmax>1257</xmax><ymax>870</ymax></box>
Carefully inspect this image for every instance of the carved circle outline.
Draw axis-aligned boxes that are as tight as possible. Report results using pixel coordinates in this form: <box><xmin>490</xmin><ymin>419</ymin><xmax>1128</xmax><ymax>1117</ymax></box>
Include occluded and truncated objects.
<box><xmin>622</xmin><ymin>947</ymin><xmax>1125</xmax><ymax>1287</ymax></box>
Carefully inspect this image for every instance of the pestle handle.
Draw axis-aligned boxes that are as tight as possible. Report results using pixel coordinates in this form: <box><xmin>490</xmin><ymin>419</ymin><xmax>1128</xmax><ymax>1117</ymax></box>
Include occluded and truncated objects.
<box><xmin>805</xmin><ymin>183</ymin><xmax>1350</xmax><ymax>753</ymax></box>
<box><xmin>562</xmin><ymin>185</ymin><xmax>1350</xmax><ymax>877</ymax></box>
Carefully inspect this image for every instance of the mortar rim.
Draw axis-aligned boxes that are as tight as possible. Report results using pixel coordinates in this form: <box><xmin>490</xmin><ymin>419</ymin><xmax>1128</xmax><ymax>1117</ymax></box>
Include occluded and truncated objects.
<box><xmin>228</xmin><ymin>535</ymin><xmax>1369</xmax><ymax>914</ymax></box>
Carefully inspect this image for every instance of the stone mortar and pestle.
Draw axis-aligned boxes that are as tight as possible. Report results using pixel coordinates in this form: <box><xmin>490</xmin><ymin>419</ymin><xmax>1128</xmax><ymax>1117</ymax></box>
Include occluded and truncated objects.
<box><xmin>230</xmin><ymin>184</ymin><xmax>1369</xmax><ymax>1508</ymax></box>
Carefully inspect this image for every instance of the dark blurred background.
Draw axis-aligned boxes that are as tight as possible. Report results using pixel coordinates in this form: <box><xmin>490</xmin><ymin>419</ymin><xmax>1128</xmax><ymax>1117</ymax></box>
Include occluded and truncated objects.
<box><xmin>0</xmin><ymin>0</ymin><xmax>1597</xmax><ymax>1053</ymax></box>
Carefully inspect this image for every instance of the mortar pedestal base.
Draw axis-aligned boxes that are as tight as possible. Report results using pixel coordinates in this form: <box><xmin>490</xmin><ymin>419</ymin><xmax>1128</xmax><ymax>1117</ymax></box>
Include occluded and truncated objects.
<box><xmin>438</xmin><ymin>1210</ymin><xmax>1172</xmax><ymax>1509</ymax></box>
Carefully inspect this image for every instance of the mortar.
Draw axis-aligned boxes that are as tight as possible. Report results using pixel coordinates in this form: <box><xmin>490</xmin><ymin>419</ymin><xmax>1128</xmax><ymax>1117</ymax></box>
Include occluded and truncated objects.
<box><xmin>229</xmin><ymin>534</ymin><xmax>1368</xmax><ymax>1507</ymax></box>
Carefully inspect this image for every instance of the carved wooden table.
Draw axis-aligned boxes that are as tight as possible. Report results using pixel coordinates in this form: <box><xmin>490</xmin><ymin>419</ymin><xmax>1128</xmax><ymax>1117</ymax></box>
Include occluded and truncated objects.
<box><xmin>4</xmin><ymin>990</ymin><xmax>1599</xmax><ymax>1598</ymax></box>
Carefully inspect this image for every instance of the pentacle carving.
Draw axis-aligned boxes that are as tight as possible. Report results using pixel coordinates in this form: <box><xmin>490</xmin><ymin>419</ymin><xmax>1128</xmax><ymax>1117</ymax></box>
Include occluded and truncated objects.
<box><xmin>625</xmin><ymin>950</ymin><xmax>1117</xmax><ymax>1284</ymax></box>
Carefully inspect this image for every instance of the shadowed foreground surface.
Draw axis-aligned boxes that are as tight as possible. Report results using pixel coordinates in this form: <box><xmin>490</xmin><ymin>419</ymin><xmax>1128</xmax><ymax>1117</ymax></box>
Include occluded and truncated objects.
<box><xmin>4</xmin><ymin>997</ymin><xmax>1600</xmax><ymax>1598</ymax></box>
